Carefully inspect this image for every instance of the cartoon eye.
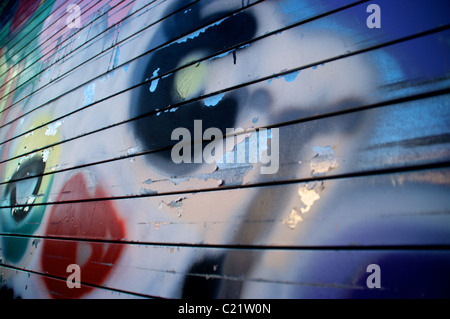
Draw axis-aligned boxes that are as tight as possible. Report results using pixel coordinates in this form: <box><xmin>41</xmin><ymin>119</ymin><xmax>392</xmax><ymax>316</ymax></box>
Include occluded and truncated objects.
<box><xmin>131</xmin><ymin>8</ymin><xmax>257</xmax><ymax>175</ymax></box>
<box><xmin>5</xmin><ymin>155</ymin><xmax>45</xmax><ymax>222</ymax></box>
<box><xmin>0</xmin><ymin>115</ymin><xmax>60</xmax><ymax>262</ymax></box>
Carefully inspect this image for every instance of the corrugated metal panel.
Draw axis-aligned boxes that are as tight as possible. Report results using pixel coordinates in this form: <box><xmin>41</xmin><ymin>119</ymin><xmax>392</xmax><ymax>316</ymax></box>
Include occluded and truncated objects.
<box><xmin>0</xmin><ymin>0</ymin><xmax>449</xmax><ymax>299</ymax></box>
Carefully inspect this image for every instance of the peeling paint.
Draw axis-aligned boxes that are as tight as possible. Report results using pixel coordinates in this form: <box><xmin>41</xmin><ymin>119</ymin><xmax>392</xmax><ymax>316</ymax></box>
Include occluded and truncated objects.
<box><xmin>148</xmin><ymin>159</ymin><xmax>252</xmax><ymax>187</ymax></box>
<box><xmin>126</xmin><ymin>146</ymin><xmax>140</xmax><ymax>156</ymax></box>
<box><xmin>31</xmin><ymin>238</ymin><xmax>41</xmax><ymax>248</ymax></box>
<box><xmin>282</xmin><ymin>208</ymin><xmax>303</xmax><ymax>229</ymax></box>
<box><xmin>41</xmin><ymin>148</ymin><xmax>50</xmax><ymax>162</ymax></box>
<box><xmin>159</xmin><ymin>197</ymin><xmax>187</xmax><ymax>217</ymax></box>
<box><xmin>208</xmin><ymin>43</ymin><xmax>250</xmax><ymax>63</ymax></box>
<box><xmin>209</xmin><ymin>50</ymin><xmax>233</xmax><ymax>61</ymax></box>
<box><xmin>83</xmin><ymin>83</ymin><xmax>96</xmax><ymax>107</ymax></box>
<box><xmin>283</xmin><ymin>71</ymin><xmax>300</xmax><ymax>82</ymax></box>
<box><xmin>298</xmin><ymin>183</ymin><xmax>320</xmax><ymax>214</ymax></box>
<box><xmin>140</xmin><ymin>188</ymin><xmax>158</xmax><ymax>195</ymax></box>
<box><xmin>45</xmin><ymin>120</ymin><xmax>62</xmax><ymax>136</ymax></box>
<box><xmin>204</xmin><ymin>93</ymin><xmax>225</xmax><ymax>107</ymax></box>
<box><xmin>312</xmin><ymin>63</ymin><xmax>325</xmax><ymax>70</ymax></box>
<box><xmin>283</xmin><ymin>183</ymin><xmax>321</xmax><ymax>229</ymax></box>
<box><xmin>175</xmin><ymin>17</ymin><xmax>228</xmax><ymax>44</ymax></box>
<box><xmin>2</xmin><ymin>0</ymin><xmax>443</xmax><ymax>299</ymax></box>
<box><xmin>24</xmin><ymin>129</ymin><xmax>35</xmax><ymax>137</ymax></box>
<box><xmin>310</xmin><ymin>146</ymin><xmax>339</xmax><ymax>176</ymax></box>
<box><xmin>267</xmin><ymin>70</ymin><xmax>299</xmax><ymax>84</ymax></box>
<box><xmin>149</xmin><ymin>68</ymin><xmax>161</xmax><ymax>92</ymax></box>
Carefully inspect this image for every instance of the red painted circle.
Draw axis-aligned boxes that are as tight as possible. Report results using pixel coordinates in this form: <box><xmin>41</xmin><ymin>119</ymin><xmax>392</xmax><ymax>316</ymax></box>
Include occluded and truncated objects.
<box><xmin>41</xmin><ymin>173</ymin><xmax>125</xmax><ymax>298</ymax></box>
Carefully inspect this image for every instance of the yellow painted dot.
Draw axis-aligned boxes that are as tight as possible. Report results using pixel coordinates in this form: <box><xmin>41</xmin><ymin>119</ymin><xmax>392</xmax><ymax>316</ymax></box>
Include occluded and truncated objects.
<box><xmin>174</xmin><ymin>52</ymin><xmax>207</xmax><ymax>100</ymax></box>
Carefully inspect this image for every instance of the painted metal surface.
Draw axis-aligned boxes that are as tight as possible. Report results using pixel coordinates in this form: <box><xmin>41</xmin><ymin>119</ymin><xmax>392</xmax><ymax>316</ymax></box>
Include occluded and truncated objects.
<box><xmin>0</xmin><ymin>0</ymin><xmax>449</xmax><ymax>298</ymax></box>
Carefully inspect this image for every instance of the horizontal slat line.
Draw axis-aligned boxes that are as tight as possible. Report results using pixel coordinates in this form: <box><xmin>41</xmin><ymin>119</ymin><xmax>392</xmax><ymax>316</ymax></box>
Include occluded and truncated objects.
<box><xmin>0</xmin><ymin>0</ymin><xmax>154</xmax><ymax>99</ymax></box>
<box><xmin>0</xmin><ymin>0</ymin><xmax>367</xmax><ymax>136</ymax></box>
<box><xmin>0</xmin><ymin>0</ymin><xmax>137</xmax><ymax>96</ymax></box>
<box><xmin>1</xmin><ymin>233</ymin><xmax>450</xmax><ymax>251</ymax></box>
<box><xmin>0</xmin><ymin>0</ymin><xmax>359</xmax><ymax>129</ymax></box>
<box><xmin>0</xmin><ymin>258</ymin><xmax>384</xmax><ymax>293</ymax></box>
<box><xmin>0</xmin><ymin>0</ymin><xmax>74</xmax><ymax>46</ymax></box>
<box><xmin>0</xmin><ymin>263</ymin><xmax>156</xmax><ymax>299</ymax></box>
<box><xmin>0</xmin><ymin>0</ymin><xmax>129</xmax><ymax>69</ymax></box>
<box><xmin>1</xmin><ymin>263</ymin><xmax>366</xmax><ymax>297</ymax></box>
<box><xmin>0</xmin><ymin>0</ymin><xmax>201</xmax><ymax>114</ymax></box>
<box><xmin>1</xmin><ymin>23</ymin><xmax>448</xmax><ymax>156</ymax></box>
<box><xmin>1</xmin><ymin>159</ymin><xmax>449</xmax><ymax>210</ymax></box>
<box><xmin>362</xmin><ymin>132</ymin><xmax>450</xmax><ymax>150</ymax></box>
<box><xmin>0</xmin><ymin>0</ymin><xmax>258</xmax><ymax>117</ymax></box>
<box><xmin>0</xmin><ymin>0</ymin><xmax>264</xmax><ymax>129</ymax></box>
<box><xmin>0</xmin><ymin>0</ymin><xmax>66</xmax><ymax>55</ymax></box>
<box><xmin>0</xmin><ymin>0</ymin><xmax>191</xmax><ymax>107</ymax></box>
<box><xmin>0</xmin><ymin>0</ymin><xmax>117</xmax><ymax>104</ymax></box>
<box><xmin>1</xmin><ymin>83</ymin><xmax>449</xmax><ymax>189</ymax></box>
<box><xmin>0</xmin><ymin>0</ymin><xmax>105</xmax><ymax>74</ymax></box>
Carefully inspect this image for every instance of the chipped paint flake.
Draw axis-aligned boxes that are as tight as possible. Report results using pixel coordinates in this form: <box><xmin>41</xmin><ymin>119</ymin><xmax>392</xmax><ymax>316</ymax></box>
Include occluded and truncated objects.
<box><xmin>83</xmin><ymin>83</ymin><xmax>96</xmax><ymax>106</ymax></box>
<box><xmin>127</xmin><ymin>146</ymin><xmax>140</xmax><ymax>156</ymax></box>
<box><xmin>17</xmin><ymin>154</ymin><xmax>32</xmax><ymax>170</ymax></box>
<box><xmin>45</xmin><ymin>121</ymin><xmax>62</xmax><ymax>136</ymax></box>
<box><xmin>267</xmin><ymin>70</ymin><xmax>300</xmax><ymax>84</ymax></box>
<box><xmin>140</xmin><ymin>188</ymin><xmax>158</xmax><ymax>195</ymax></box>
<box><xmin>283</xmin><ymin>209</ymin><xmax>303</xmax><ymax>229</ymax></box>
<box><xmin>149</xmin><ymin>68</ymin><xmax>160</xmax><ymax>92</ymax></box>
<box><xmin>175</xmin><ymin>17</ymin><xmax>228</xmax><ymax>44</ymax></box>
<box><xmin>298</xmin><ymin>183</ymin><xmax>320</xmax><ymax>214</ymax></box>
<box><xmin>41</xmin><ymin>149</ymin><xmax>50</xmax><ymax>162</ymax></box>
<box><xmin>283</xmin><ymin>71</ymin><xmax>300</xmax><ymax>82</ymax></box>
<box><xmin>204</xmin><ymin>93</ymin><xmax>225</xmax><ymax>107</ymax></box>
<box><xmin>208</xmin><ymin>49</ymin><xmax>235</xmax><ymax>61</ymax></box>
<box><xmin>283</xmin><ymin>183</ymin><xmax>320</xmax><ymax>229</ymax></box>
<box><xmin>159</xmin><ymin>197</ymin><xmax>187</xmax><ymax>217</ymax></box>
<box><xmin>310</xmin><ymin>146</ymin><xmax>339</xmax><ymax>176</ymax></box>
<box><xmin>24</xmin><ymin>129</ymin><xmax>35</xmax><ymax>137</ymax></box>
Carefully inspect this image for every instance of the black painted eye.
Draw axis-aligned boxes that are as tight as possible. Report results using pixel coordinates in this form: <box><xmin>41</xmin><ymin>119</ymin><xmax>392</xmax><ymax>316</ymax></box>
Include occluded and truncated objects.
<box><xmin>5</xmin><ymin>156</ymin><xmax>45</xmax><ymax>222</ymax></box>
<box><xmin>131</xmin><ymin>5</ymin><xmax>257</xmax><ymax>175</ymax></box>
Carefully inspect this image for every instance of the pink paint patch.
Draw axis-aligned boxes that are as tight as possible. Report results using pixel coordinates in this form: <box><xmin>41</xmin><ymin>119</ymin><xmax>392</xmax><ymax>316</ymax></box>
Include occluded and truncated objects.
<box><xmin>39</xmin><ymin>0</ymin><xmax>133</xmax><ymax>60</ymax></box>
